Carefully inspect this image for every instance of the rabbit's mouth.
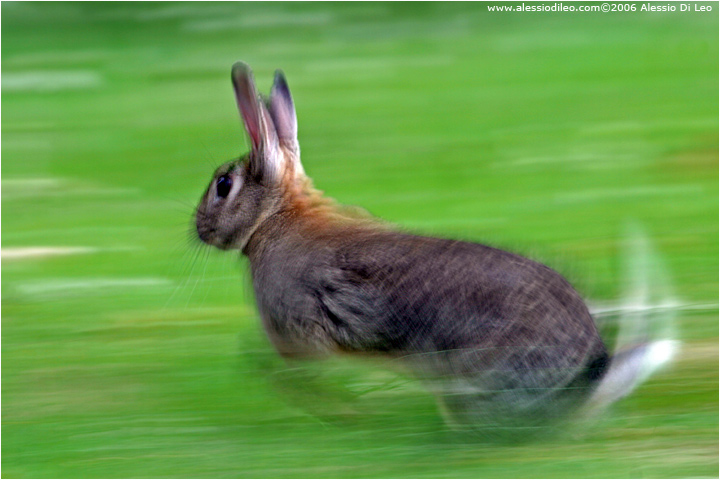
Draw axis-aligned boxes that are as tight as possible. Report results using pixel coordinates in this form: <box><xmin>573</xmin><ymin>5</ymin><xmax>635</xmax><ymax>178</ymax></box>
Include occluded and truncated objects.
<box><xmin>197</xmin><ymin>225</ymin><xmax>236</xmax><ymax>251</ymax></box>
<box><xmin>196</xmin><ymin>224</ymin><xmax>218</xmax><ymax>246</ymax></box>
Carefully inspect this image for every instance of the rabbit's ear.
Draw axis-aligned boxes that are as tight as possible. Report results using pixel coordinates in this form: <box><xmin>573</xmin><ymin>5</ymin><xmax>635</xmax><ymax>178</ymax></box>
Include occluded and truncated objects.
<box><xmin>269</xmin><ymin>70</ymin><xmax>304</xmax><ymax>176</ymax></box>
<box><xmin>269</xmin><ymin>71</ymin><xmax>298</xmax><ymax>150</ymax></box>
<box><xmin>231</xmin><ymin>62</ymin><xmax>283</xmax><ymax>183</ymax></box>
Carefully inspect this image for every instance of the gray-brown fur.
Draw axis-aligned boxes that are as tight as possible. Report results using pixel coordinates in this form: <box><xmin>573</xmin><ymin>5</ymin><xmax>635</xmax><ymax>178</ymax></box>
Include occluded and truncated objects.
<box><xmin>196</xmin><ymin>62</ymin><xmax>611</xmax><ymax>426</ymax></box>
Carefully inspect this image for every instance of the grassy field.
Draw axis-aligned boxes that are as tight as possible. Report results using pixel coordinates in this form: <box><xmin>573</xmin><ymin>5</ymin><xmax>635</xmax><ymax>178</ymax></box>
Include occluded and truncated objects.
<box><xmin>2</xmin><ymin>2</ymin><xmax>718</xmax><ymax>478</ymax></box>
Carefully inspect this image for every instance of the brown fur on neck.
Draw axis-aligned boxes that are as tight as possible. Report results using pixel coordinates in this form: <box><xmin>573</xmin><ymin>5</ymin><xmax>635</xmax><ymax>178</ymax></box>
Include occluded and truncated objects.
<box><xmin>277</xmin><ymin>149</ymin><xmax>378</xmax><ymax>230</ymax></box>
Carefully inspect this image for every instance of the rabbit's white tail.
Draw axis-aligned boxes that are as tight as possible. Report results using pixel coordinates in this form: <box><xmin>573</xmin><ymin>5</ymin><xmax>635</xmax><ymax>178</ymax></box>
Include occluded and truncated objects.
<box><xmin>583</xmin><ymin>224</ymin><xmax>680</xmax><ymax>416</ymax></box>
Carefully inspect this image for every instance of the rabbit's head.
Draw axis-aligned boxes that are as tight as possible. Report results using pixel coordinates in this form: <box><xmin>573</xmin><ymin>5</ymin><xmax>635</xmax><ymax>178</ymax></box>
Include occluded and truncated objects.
<box><xmin>195</xmin><ymin>62</ymin><xmax>306</xmax><ymax>251</ymax></box>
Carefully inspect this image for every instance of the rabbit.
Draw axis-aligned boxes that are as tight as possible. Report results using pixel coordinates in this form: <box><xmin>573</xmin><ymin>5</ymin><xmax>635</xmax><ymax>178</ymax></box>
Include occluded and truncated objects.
<box><xmin>195</xmin><ymin>62</ymin><xmax>673</xmax><ymax>431</ymax></box>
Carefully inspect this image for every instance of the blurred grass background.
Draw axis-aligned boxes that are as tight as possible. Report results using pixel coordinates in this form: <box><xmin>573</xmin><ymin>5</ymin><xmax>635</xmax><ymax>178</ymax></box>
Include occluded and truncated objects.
<box><xmin>2</xmin><ymin>2</ymin><xmax>718</xmax><ymax>478</ymax></box>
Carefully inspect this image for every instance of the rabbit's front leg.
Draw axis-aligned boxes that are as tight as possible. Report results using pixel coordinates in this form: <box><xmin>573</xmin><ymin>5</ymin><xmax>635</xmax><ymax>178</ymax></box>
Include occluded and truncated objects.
<box><xmin>257</xmin><ymin>301</ymin><xmax>339</xmax><ymax>359</ymax></box>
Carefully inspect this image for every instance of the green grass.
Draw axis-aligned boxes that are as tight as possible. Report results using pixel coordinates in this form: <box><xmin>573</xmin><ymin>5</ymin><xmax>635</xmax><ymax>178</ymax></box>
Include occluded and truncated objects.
<box><xmin>2</xmin><ymin>2</ymin><xmax>718</xmax><ymax>478</ymax></box>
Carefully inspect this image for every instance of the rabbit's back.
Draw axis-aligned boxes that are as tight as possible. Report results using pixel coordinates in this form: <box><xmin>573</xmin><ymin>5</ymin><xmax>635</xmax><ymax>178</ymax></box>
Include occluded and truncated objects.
<box><xmin>247</xmin><ymin>221</ymin><xmax>607</xmax><ymax>399</ymax></box>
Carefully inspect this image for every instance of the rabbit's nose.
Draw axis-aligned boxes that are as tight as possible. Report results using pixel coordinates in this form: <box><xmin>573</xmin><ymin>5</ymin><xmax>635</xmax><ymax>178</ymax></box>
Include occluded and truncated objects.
<box><xmin>195</xmin><ymin>223</ymin><xmax>215</xmax><ymax>245</ymax></box>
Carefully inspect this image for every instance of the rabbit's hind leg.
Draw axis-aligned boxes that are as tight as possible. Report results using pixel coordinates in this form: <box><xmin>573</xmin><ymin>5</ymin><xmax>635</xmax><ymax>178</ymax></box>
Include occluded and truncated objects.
<box><xmin>431</xmin><ymin>377</ymin><xmax>568</xmax><ymax>441</ymax></box>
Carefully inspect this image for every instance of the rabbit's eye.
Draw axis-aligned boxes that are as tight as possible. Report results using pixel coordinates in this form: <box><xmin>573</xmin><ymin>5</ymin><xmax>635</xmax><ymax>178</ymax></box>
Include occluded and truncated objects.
<box><xmin>216</xmin><ymin>175</ymin><xmax>233</xmax><ymax>198</ymax></box>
